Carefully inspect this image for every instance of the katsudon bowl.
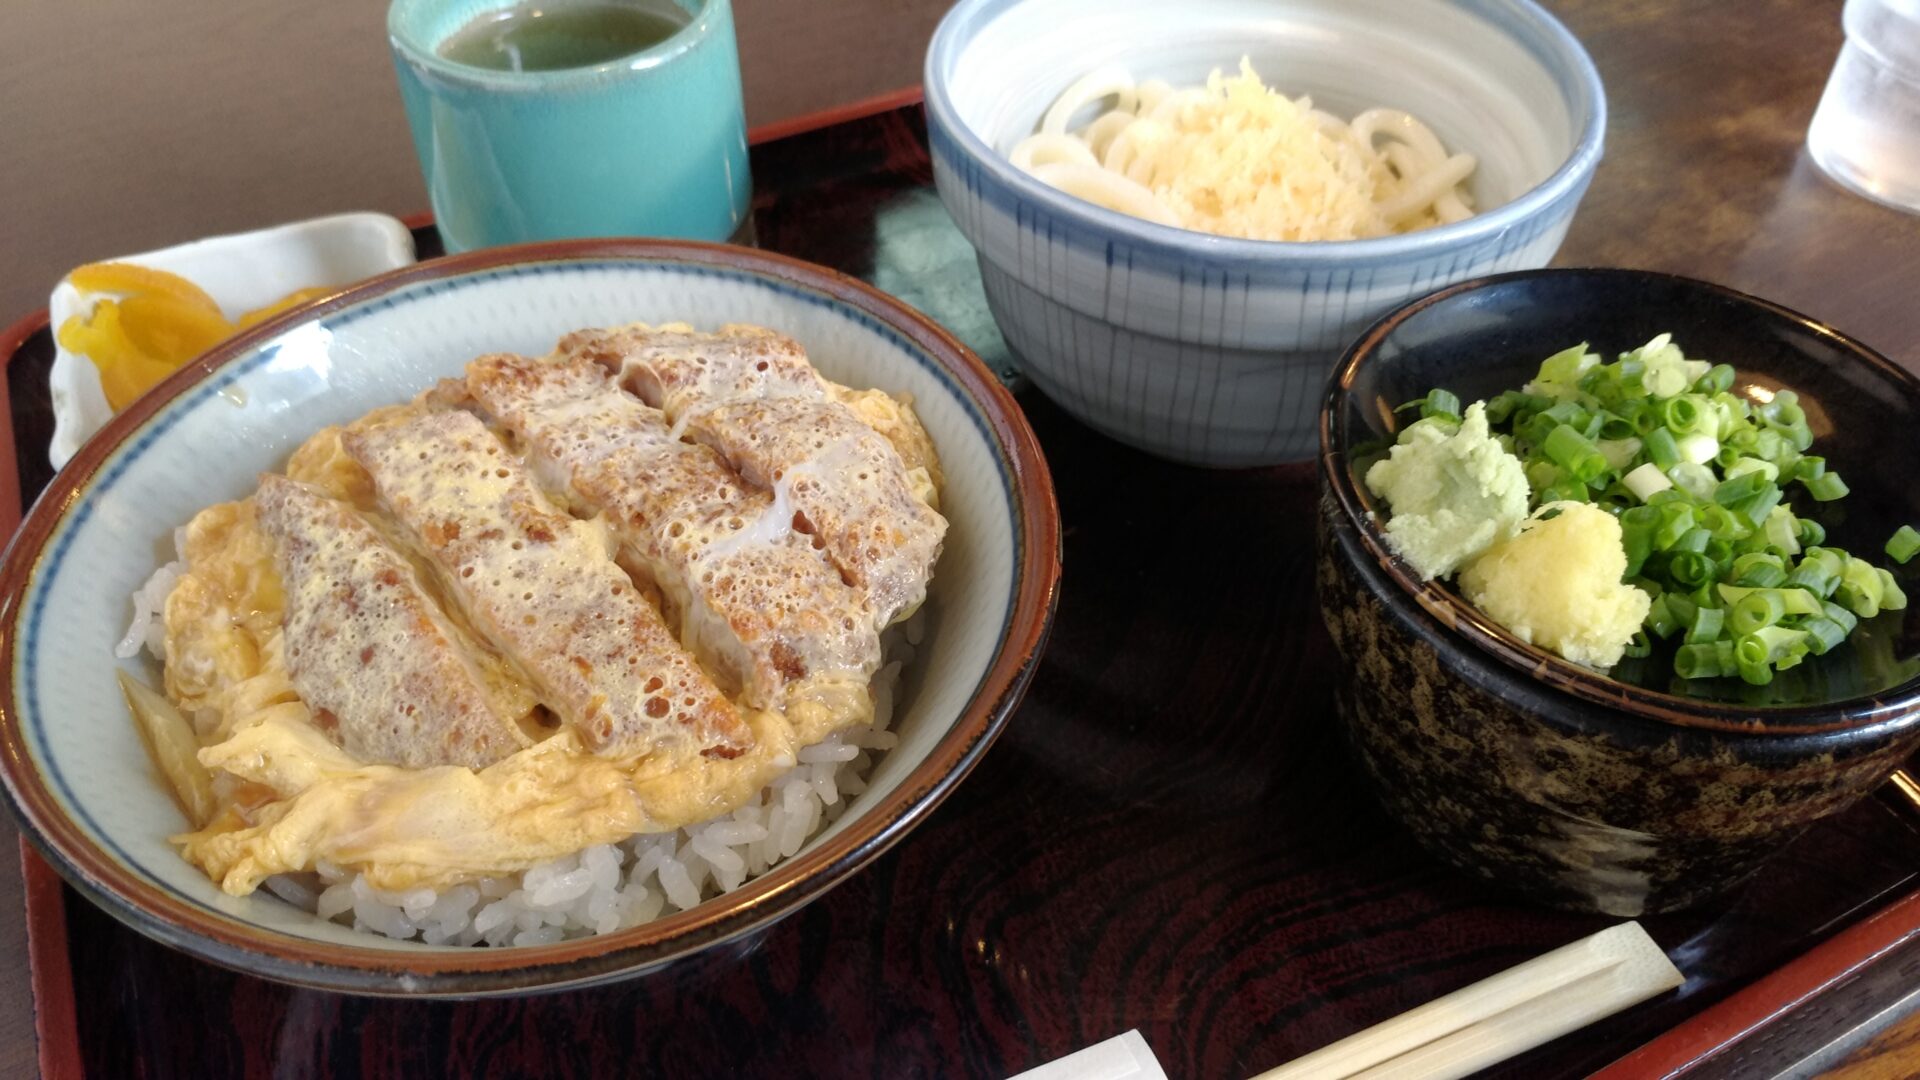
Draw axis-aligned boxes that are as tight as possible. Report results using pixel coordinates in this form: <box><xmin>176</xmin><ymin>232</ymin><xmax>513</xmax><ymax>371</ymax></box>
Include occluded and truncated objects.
<box><xmin>0</xmin><ymin>240</ymin><xmax>1060</xmax><ymax>995</ymax></box>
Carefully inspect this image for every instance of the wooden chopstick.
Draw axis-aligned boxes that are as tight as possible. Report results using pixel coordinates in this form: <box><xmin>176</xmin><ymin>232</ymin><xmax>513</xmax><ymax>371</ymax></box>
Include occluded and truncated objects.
<box><xmin>1253</xmin><ymin>922</ymin><xmax>1683</xmax><ymax>1080</ymax></box>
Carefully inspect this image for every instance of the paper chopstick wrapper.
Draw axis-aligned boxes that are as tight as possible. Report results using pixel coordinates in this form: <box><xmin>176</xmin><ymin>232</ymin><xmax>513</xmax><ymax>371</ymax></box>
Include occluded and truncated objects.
<box><xmin>1011</xmin><ymin>1030</ymin><xmax>1169</xmax><ymax>1080</ymax></box>
<box><xmin>1255</xmin><ymin>921</ymin><xmax>1683</xmax><ymax>1080</ymax></box>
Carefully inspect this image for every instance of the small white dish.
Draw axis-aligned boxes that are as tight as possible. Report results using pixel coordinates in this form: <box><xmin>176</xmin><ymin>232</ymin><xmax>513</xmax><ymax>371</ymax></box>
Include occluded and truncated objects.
<box><xmin>48</xmin><ymin>212</ymin><xmax>417</xmax><ymax>469</ymax></box>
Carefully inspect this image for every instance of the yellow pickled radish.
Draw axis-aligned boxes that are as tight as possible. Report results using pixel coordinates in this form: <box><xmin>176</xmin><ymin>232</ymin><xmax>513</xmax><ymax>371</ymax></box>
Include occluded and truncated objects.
<box><xmin>119</xmin><ymin>293</ymin><xmax>235</xmax><ymax>364</ymax></box>
<box><xmin>237</xmin><ymin>285</ymin><xmax>335</xmax><ymax>328</ymax></box>
<box><xmin>67</xmin><ymin>261</ymin><xmax>223</xmax><ymax>316</ymax></box>
<box><xmin>58</xmin><ymin>300</ymin><xmax>180</xmax><ymax>411</ymax></box>
<box><xmin>59</xmin><ymin>260</ymin><xmax>336</xmax><ymax>413</ymax></box>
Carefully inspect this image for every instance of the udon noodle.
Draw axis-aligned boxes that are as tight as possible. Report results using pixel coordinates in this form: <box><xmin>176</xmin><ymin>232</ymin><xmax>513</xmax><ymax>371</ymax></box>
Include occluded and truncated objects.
<box><xmin>1008</xmin><ymin>59</ymin><xmax>1478</xmax><ymax>242</ymax></box>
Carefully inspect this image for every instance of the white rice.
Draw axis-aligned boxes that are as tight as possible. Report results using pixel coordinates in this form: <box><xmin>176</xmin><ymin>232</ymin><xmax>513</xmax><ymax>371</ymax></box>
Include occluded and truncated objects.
<box><xmin>123</xmin><ymin>554</ymin><xmax>915</xmax><ymax>946</ymax></box>
<box><xmin>114</xmin><ymin>528</ymin><xmax>188</xmax><ymax>660</ymax></box>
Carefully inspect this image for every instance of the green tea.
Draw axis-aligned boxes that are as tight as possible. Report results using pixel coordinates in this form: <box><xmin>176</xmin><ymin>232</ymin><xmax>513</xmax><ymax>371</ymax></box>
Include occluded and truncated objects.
<box><xmin>438</xmin><ymin>2</ymin><xmax>689</xmax><ymax>72</ymax></box>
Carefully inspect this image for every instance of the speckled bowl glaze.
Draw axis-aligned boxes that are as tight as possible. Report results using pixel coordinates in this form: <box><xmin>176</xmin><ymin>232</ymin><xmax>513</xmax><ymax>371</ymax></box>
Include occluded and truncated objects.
<box><xmin>1318</xmin><ymin>269</ymin><xmax>1920</xmax><ymax>916</ymax></box>
<box><xmin>926</xmin><ymin>0</ymin><xmax>1605</xmax><ymax>466</ymax></box>
<box><xmin>0</xmin><ymin>240</ymin><xmax>1060</xmax><ymax>994</ymax></box>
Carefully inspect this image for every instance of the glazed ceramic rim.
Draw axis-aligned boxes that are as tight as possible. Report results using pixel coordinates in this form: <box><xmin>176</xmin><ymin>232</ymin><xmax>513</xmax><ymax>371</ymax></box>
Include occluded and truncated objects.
<box><xmin>924</xmin><ymin>0</ymin><xmax>1607</xmax><ymax>268</ymax></box>
<box><xmin>387</xmin><ymin>0</ymin><xmax>731</xmax><ymax>88</ymax></box>
<box><xmin>0</xmin><ymin>239</ymin><xmax>1063</xmax><ymax>995</ymax></box>
<box><xmin>1321</xmin><ymin>267</ymin><xmax>1920</xmax><ymax>736</ymax></box>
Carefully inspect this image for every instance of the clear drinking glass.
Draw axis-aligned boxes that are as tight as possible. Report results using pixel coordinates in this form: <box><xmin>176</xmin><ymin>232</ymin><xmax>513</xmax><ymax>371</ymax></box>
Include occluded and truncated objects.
<box><xmin>1807</xmin><ymin>0</ymin><xmax>1920</xmax><ymax>213</ymax></box>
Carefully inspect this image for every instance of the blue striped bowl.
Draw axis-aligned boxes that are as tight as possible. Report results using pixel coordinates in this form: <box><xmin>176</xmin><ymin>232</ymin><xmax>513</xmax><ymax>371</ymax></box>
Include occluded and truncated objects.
<box><xmin>925</xmin><ymin>0</ymin><xmax>1607</xmax><ymax>466</ymax></box>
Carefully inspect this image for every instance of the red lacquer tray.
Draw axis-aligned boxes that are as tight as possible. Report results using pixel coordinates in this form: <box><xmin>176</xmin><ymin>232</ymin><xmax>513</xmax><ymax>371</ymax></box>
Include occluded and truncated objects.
<box><xmin>8</xmin><ymin>97</ymin><xmax>1920</xmax><ymax>1079</ymax></box>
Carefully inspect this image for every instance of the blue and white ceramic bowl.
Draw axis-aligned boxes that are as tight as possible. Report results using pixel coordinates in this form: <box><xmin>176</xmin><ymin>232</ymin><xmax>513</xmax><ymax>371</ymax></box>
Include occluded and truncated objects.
<box><xmin>925</xmin><ymin>0</ymin><xmax>1607</xmax><ymax>466</ymax></box>
<box><xmin>0</xmin><ymin>241</ymin><xmax>1060</xmax><ymax>995</ymax></box>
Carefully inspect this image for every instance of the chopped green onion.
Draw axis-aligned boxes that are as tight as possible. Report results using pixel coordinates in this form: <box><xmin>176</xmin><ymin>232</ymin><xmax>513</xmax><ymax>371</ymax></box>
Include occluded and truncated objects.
<box><xmin>1645</xmin><ymin>594</ymin><xmax>1681</xmax><ymax>639</ymax></box>
<box><xmin>1544</xmin><ymin>400</ymin><xmax>1587</xmax><ymax>427</ymax></box>
<box><xmin>1675</xmin><ymin>643</ymin><xmax>1727</xmax><ymax>679</ymax></box>
<box><xmin>1887</xmin><ymin>525</ymin><xmax>1920</xmax><ymax>564</ymax></box>
<box><xmin>1705</xmin><ymin>537</ymin><xmax>1735</xmax><ymax>571</ymax></box>
<box><xmin>1784</xmin><ymin>562</ymin><xmax>1835</xmax><ymax>597</ymax></box>
<box><xmin>1800</xmin><ymin>616</ymin><xmax>1848</xmax><ymax>655</ymax></box>
<box><xmin>1752</xmin><ymin>429</ymin><xmax>1789</xmax><ymax>465</ymax></box>
<box><xmin>1531</xmin><ymin>343</ymin><xmax>1597</xmax><ymax>397</ymax></box>
<box><xmin>1796</xmin><ymin>517</ymin><xmax>1824</xmax><ymax>549</ymax></box>
<box><xmin>1540</xmin><ymin>480</ymin><xmax>1591</xmax><ymax>504</ymax></box>
<box><xmin>1685</xmin><ymin>605</ymin><xmax>1725</xmax><ymax>644</ymax></box>
<box><xmin>1622</xmin><ymin>517</ymin><xmax>1655</xmax><ymax>577</ymax></box>
<box><xmin>1751</xmin><ymin>625</ymin><xmax>1810</xmax><ymax>661</ymax></box>
<box><xmin>1621</xmin><ymin>461</ymin><xmax>1672</xmax><ymax>502</ymax></box>
<box><xmin>1729</xmin><ymin>486</ymin><xmax>1784</xmax><ymax>530</ymax></box>
<box><xmin>1643</xmin><ymin>427</ymin><xmax>1681</xmax><ymax>469</ymax></box>
<box><xmin>1764</xmin><ymin>506</ymin><xmax>1802</xmax><ymax>555</ymax></box>
<box><xmin>1666</xmin><ymin>592</ymin><xmax>1699</xmax><ymax>628</ymax></box>
<box><xmin>1596</xmin><ymin>437</ymin><xmax>1642</xmax><ymax>472</ymax></box>
<box><xmin>1805</xmin><ymin>471</ymin><xmax>1850</xmax><ymax>502</ymax></box>
<box><xmin>1543</xmin><ymin>424</ymin><xmax>1610</xmax><ymax>484</ymax></box>
<box><xmin>1696</xmin><ymin>503</ymin><xmax>1746</xmax><ymax>540</ymax></box>
<box><xmin>1517</xmin><ymin>411</ymin><xmax>1559</xmax><ymax>447</ymax></box>
<box><xmin>1835</xmin><ymin>557</ymin><xmax>1885</xmax><ymax>618</ymax></box>
<box><xmin>1878</xmin><ymin>568</ymin><xmax>1908</xmax><ymax>611</ymax></box>
<box><xmin>1731</xmin><ymin>553</ymin><xmax>1788</xmax><ymax>588</ymax></box>
<box><xmin>1596</xmin><ymin>411</ymin><xmax>1637</xmax><ymax>440</ymax></box>
<box><xmin>1732</xmin><ymin>631</ymin><xmax>1780</xmax><ymax>684</ymax></box>
<box><xmin>1716</xmin><ymin>584</ymin><xmax>1822</xmax><ymax>617</ymax></box>
<box><xmin>1655</xmin><ymin>503</ymin><xmax>1697</xmax><ymax>550</ymax></box>
<box><xmin>1729</xmin><ymin>590</ymin><xmax>1786</xmax><ymax>635</ymax></box>
<box><xmin>1669</xmin><ymin>551</ymin><xmax>1714</xmax><ymax>588</ymax></box>
<box><xmin>1425</xmin><ymin>388</ymin><xmax>1462</xmax><ymax>422</ymax></box>
<box><xmin>1661</xmin><ymin>396</ymin><xmax>1702</xmax><ymax>433</ymax></box>
<box><xmin>1671</xmin><ymin>527</ymin><xmax>1712</xmax><ymax>555</ymax></box>
<box><xmin>1621</xmin><ymin>505</ymin><xmax>1663</xmax><ymax>530</ymax></box>
<box><xmin>1678</xmin><ymin>432</ymin><xmax>1721</xmax><ymax>465</ymax></box>
<box><xmin>1714</xmin><ymin>471</ymin><xmax>1768</xmax><ymax>506</ymax></box>
<box><xmin>1724</xmin><ymin>457</ymin><xmax>1779</xmax><ymax>483</ymax></box>
<box><xmin>1667</xmin><ymin>462</ymin><xmax>1718</xmax><ymax>501</ymax></box>
<box><xmin>1525</xmin><ymin>460</ymin><xmax>1561</xmax><ymax>492</ymax></box>
<box><xmin>1822</xmin><ymin>600</ymin><xmax>1859</xmax><ymax>634</ymax></box>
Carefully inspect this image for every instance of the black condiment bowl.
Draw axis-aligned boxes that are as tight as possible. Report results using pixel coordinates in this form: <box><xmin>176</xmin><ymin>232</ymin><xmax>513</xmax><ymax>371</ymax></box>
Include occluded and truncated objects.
<box><xmin>1317</xmin><ymin>268</ymin><xmax>1920</xmax><ymax>915</ymax></box>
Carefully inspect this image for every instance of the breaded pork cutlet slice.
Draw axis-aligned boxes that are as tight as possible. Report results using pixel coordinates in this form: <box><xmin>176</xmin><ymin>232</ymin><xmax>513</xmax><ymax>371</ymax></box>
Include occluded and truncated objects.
<box><xmin>255</xmin><ymin>474</ymin><xmax>539</xmax><ymax>769</ymax></box>
<box><xmin>557</xmin><ymin>323</ymin><xmax>947</xmax><ymax>627</ymax></box>
<box><xmin>465</xmin><ymin>352</ymin><xmax>881</xmax><ymax>708</ymax></box>
<box><xmin>344</xmin><ymin>407</ymin><xmax>750</xmax><ymax>762</ymax></box>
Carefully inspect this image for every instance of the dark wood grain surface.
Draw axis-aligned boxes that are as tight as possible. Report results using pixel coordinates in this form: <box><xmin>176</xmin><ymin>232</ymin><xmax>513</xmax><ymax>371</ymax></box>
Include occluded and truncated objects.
<box><xmin>7</xmin><ymin>1</ymin><xmax>1920</xmax><ymax>1077</ymax></box>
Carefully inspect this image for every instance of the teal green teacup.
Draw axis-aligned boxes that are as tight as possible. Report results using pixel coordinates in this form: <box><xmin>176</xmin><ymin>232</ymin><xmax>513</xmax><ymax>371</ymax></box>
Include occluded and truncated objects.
<box><xmin>388</xmin><ymin>0</ymin><xmax>751</xmax><ymax>252</ymax></box>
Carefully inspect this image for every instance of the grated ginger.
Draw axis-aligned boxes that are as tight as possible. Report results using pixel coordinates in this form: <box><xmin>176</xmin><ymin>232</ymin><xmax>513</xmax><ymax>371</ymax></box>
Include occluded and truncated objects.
<box><xmin>1459</xmin><ymin>502</ymin><xmax>1653</xmax><ymax>670</ymax></box>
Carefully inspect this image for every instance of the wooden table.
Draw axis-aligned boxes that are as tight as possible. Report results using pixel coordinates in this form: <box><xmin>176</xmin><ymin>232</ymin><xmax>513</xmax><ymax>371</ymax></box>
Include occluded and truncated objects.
<box><xmin>6</xmin><ymin>0</ymin><xmax>1920</xmax><ymax>1076</ymax></box>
